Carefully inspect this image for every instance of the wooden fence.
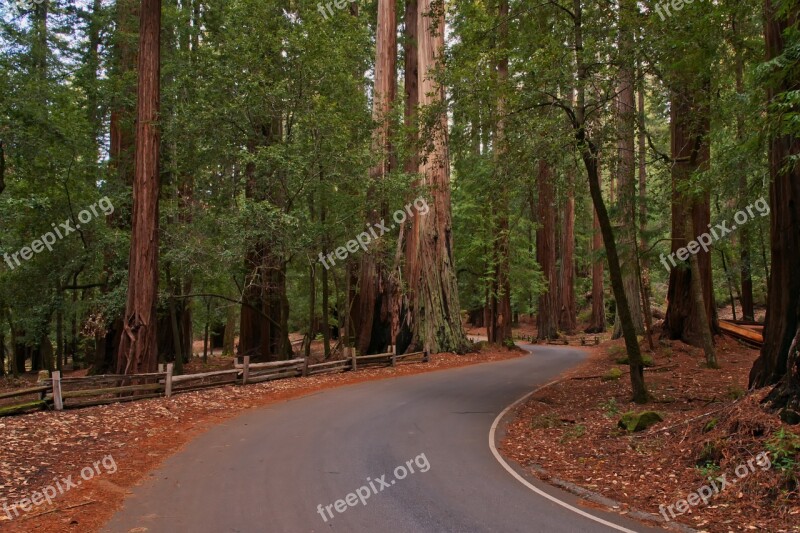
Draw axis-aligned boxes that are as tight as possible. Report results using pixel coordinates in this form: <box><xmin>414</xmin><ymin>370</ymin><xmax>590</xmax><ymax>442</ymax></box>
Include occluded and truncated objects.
<box><xmin>0</xmin><ymin>346</ymin><xmax>427</xmax><ymax>417</ymax></box>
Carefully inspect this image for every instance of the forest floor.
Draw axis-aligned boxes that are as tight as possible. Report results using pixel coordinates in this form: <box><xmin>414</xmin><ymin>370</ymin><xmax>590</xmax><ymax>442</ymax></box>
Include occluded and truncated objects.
<box><xmin>0</xmin><ymin>344</ymin><xmax>522</xmax><ymax>532</ymax></box>
<box><xmin>501</xmin><ymin>335</ymin><xmax>800</xmax><ymax>532</ymax></box>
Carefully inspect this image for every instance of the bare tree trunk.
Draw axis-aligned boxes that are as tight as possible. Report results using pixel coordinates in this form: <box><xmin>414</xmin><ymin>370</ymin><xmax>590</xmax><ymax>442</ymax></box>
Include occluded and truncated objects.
<box><xmin>559</xmin><ymin>169</ymin><xmax>577</xmax><ymax>334</ymax></box>
<box><xmin>537</xmin><ymin>160</ymin><xmax>559</xmax><ymax>340</ymax></box>
<box><xmin>685</xmin><ymin>210</ymin><xmax>717</xmax><ymax>367</ymax></box>
<box><xmin>637</xmin><ymin>62</ymin><xmax>654</xmax><ymax>349</ymax></box>
<box><xmin>356</xmin><ymin>0</ymin><xmax>397</xmax><ymax>355</ymax></box>
<box><xmin>397</xmin><ymin>0</ymin><xmax>469</xmax><ymax>354</ymax></box>
<box><xmin>733</xmin><ymin>16</ymin><xmax>755</xmax><ymax>322</ymax></box>
<box><xmin>749</xmin><ymin>0</ymin><xmax>800</xmax><ymax>418</ymax></box>
<box><xmin>116</xmin><ymin>0</ymin><xmax>161</xmax><ymax>375</ymax></box>
<box><xmin>663</xmin><ymin>82</ymin><xmax>718</xmax><ymax>347</ymax></box>
<box><xmin>321</xmin><ymin>198</ymin><xmax>332</xmax><ymax>359</ymax></box>
<box><xmin>612</xmin><ymin>0</ymin><xmax>644</xmax><ymax>339</ymax></box>
<box><xmin>587</xmin><ymin>168</ymin><xmax>606</xmax><ymax>334</ymax></box>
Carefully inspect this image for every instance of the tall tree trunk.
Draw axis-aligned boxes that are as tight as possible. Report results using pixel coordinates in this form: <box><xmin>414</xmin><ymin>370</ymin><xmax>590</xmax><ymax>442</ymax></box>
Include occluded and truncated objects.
<box><xmin>558</xmin><ymin>170</ymin><xmax>577</xmax><ymax>334</ymax></box>
<box><xmin>685</xmin><ymin>209</ymin><xmax>718</xmax><ymax>367</ymax></box>
<box><xmin>397</xmin><ymin>0</ymin><xmax>469</xmax><ymax>354</ymax></box>
<box><xmin>320</xmin><ymin>197</ymin><xmax>332</xmax><ymax>359</ymax></box>
<box><xmin>749</xmin><ymin>0</ymin><xmax>800</xmax><ymax>418</ymax></box>
<box><xmin>573</xmin><ymin>0</ymin><xmax>646</xmax><ymax>402</ymax></box>
<box><xmin>393</xmin><ymin>0</ymin><xmax>418</xmax><ymax>353</ymax></box>
<box><xmin>612</xmin><ymin>0</ymin><xmax>644</xmax><ymax>339</ymax></box>
<box><xmin>733</xmin><ymin>16</ymin><xmax>756</xmax><ymax>322</ymax></box>
<box><xmin>587</xmin><ymin>166</ymin><xmax>606</xmax><ymax>334</ymax></box>
<box><xmin>239</xmin><ymin>119</ymin><xmax>291</xmax><ymax>362</ymax></box>
<box><xmin>663</xmin><ymin>82</ymin><xmax>718</xmax><ymax>347</ymax></box>
<box><xmin>356</xmin><ymin>0</ymin><xmax>397</xmax><ymax>356</ymax></box>
<box><xmin>93</xmin><ymin>0</ymin><xmax>138</xmax><ymax>376</ymax></box>
<box><xmin>487</xmin><ymin>0</ymin><xmax>513</xmax><ymax>345</ymax></box>
<box><xmin>537</xmin><ymin>160</ymin><xmax>559</xmax><ymax>340</ymax></box>
<box><xmin>116</xmin><ymin>0</ymin><xmax>162</xmax><ymax>375</ymax></box>
<box><xmin>637</xmin><ymin>61</ymin><xmax>654</xmax><ymax>348</ymax></box>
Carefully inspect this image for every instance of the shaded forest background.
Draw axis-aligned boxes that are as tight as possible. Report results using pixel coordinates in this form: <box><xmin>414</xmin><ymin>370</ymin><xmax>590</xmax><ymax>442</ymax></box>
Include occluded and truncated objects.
<box><xmin>0</xmin><ymin>0</ymin><xmax>798</xmax><ymax>412</ymax></box>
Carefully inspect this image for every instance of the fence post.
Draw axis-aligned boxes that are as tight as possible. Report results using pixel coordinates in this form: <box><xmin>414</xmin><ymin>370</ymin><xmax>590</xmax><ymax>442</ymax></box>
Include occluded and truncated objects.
<box><xmin>52</xmin><ymin>371</ymin><xmax>63</xmax><ymax>411</ymax></box>
<box><xmin>302</xmin><ymin>355</ymin><xmax>309</xmax><ymax>377</ymax></box>
<box><xmin>159</xmin><ymin>363</ymin><xmax>165</xmax><ymax>373</ymax></box>
<box><xmin>242</xmin><ymin>356</ymin><xmax>250</xmax><ymax>385</ymax></box>
<box><xmin>390</xmin><ymin>345</ymin><xmax>396</xmax><ymax>367</ymax></box>
<box><xmin>165</xmin><ymin>364</ymin><xmax>174</xmax><ymax>398</ymax></box>
<box><xmin>350</xmin><ymin>347</ymin><xmax>357</xmax><ymax>371</ymax></box>
<box><xmin>423</xmin><ymin>344</ymin><xmax>430</xmax><ymax>363</ymax></box>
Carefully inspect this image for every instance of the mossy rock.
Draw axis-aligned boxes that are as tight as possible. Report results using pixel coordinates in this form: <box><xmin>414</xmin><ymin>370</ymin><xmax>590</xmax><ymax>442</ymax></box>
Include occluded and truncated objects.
<box><xmin>618</xmin><ymin>411</ymin><xmax>663</xmax><ymax>432</ymax></box>
<box><xmin>602</xmin><ymin>367</ymin><xmax>623</xmax><ymax>381</ymax></box>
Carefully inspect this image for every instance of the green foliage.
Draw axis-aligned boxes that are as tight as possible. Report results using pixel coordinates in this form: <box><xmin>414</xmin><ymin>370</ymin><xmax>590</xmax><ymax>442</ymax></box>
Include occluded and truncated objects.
<box><xmin>703</xmin><ymin>418</ymin><xmax>719</xmax><ymax>433</ymax></box>
<box><xmin>599</xmin><ymin>398</ymin><xmax>621</xmax><ymax>418</ymax></box>
<box><xmin>766</xmin><ymin>429</ymin><xmax>800</xmax><ymax>473</ymax></box>
<box><xmin>618</xmin><ymin>411</ymin><xmax>663</xmax><ymax>432</ymax></box>
<box><xmin>560</xmin><ymin>424</ymin><xmax>586</xmax><ymax>443</ymax></box>
<box><xmin>696</xmin><ymin>440</ymin><xmax>724</xmax><ymax>470</ymax></box>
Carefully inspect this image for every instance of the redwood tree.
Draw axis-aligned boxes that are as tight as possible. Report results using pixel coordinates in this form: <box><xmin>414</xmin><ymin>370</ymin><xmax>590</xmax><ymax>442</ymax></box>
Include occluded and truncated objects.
<box><xmin>356</xmin><ymin>0</ymin><xmax>397</xmax><ymax>356</ymax></box>
<box><xmin>397</xmin><ymin>0</ymin><xmax>470</xmax><ymax>354</ymax></box>
<box><xmin>749</xmin><ymin>0</ymin><xmax>800</xmax><ymax>419</ymax></box>
<box><xmin>612</xmin><ymin>0</ymin><xmax>645</xmax><ymax>340</ymax></box>
<box><xmin>662</xmin><ymin>81</ymin><xmax>719</xmax><ymax>348</ymax></box>
<box><xmin>116</xmin><ymin>0</ymin><xmax>162</xmax><ymax>375</ymax></box>
<box><xmin>536</xmin><ymin>159</ymin><xmax>559</xmax><ymax>340</ymax></box>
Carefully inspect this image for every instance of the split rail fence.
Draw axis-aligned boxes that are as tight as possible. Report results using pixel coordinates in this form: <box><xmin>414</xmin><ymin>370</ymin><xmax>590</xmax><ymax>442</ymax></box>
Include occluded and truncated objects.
<box><xmin>0</xmin><ymin>347</ymin><xmax>427</xmax><ymax>417</ymax></box>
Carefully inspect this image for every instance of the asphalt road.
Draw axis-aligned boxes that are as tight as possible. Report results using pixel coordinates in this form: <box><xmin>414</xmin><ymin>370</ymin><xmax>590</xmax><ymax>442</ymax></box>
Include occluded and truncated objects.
<box><xmin>104</xmin><ymin>346</ymin><xmax>660</xmax><ymax>533</ymax></box>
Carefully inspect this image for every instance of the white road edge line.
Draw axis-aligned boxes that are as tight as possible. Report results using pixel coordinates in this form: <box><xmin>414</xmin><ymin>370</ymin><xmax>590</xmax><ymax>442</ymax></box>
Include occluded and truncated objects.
<box><xmin>489</xmin><ymin>383</ymin><xmax>641</xmax><ymax>533</ymax></box>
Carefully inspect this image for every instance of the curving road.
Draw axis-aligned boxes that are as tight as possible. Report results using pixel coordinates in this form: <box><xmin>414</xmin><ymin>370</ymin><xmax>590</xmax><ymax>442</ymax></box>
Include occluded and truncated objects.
<box><xmin>104</xmin><ymin>346</ymin><xmax>659</xmax><ymax>533</ymax></box>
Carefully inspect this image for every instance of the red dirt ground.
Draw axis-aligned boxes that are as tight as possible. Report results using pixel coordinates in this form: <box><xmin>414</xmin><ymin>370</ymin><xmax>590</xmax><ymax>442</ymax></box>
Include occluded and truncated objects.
<box><xmin>501</xmin><ymin>336</ymin><xmax>800</xmax><ymax>532</ymax></box>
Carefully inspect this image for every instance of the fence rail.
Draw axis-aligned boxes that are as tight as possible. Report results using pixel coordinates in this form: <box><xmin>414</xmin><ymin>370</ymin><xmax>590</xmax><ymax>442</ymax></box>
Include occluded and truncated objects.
<box><xmin>0</xmin><ymin>346</ymin><xmax>428</xmax><ymax>417</ymax></box>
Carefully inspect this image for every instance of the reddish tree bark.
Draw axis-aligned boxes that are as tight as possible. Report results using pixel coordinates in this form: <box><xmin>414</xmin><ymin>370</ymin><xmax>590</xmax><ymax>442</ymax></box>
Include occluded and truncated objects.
<box><xmin>116</xmin><ymin>0</ymin><xmax>161</xmax><ymax>375</ymax></box>
<box><xmin>749</xmin><ymin>0</ymin><xmax>800</xmax><ymax>418</ymax></box>
<box><xmin>396</xmin><ymin>0</ymin><xmax>469</xmax><ymax>354</ymax></box>
<box><xmin>663</xmin><ymin>83</ymin><xmax>719</xmax><ymax>347</ymax></box>
<box><xmin>612</xmin><ymin>2</ymin><xmax>645</xmax><ymax>339</ymax></box>
<box><xmin>356</xmin><ymin>0</ymin><xmax>397</xmax><ymax>356</ymax></box>
<box><xmin>586</xmin><ymin>165</ymin><xmax>605</xmax><ymax>334</ymax></box>
<box><xmin>537</xmin><ymin>160</ymin><xmax>559</xmax><ymax>340</ymax></box>
<box><xmin>558</xmin><ymin>170</ymin><xmax>577</xmax><ymax>333</ymax></box>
